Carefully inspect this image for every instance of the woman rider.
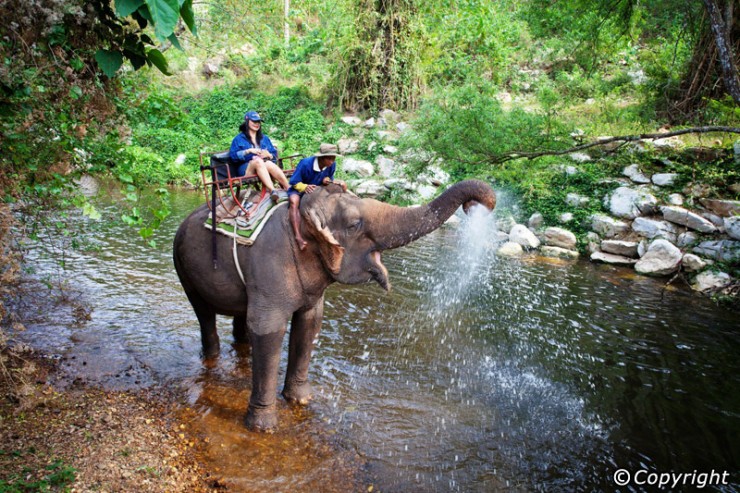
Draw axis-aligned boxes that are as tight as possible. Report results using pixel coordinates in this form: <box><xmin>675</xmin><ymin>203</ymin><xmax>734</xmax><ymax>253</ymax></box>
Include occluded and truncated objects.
<box><xmin>229</xmin><ymin>111</ymin><xmax>290</xmax><ymax>202</ymax></box>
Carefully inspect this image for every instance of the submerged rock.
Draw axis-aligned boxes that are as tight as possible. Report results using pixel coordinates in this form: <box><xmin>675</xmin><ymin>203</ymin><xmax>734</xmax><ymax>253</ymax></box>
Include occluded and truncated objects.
<box><xmin>634</xmin><ymin>239</ymin><xmax>682</xmax><ymax>276</ymax></box>
<box><xmin>541</xmin><ymin>246</ymin><xmax>579</xmax><ymax>259</ymax></box>
<box><xmin>591</xmin><ymin>251</ymin><xmax>638</xmax><ymax>265</ymax></box>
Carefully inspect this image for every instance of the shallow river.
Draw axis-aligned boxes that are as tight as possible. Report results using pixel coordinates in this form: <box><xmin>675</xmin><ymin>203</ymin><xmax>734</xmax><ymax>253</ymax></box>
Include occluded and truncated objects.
<box><xmin>18</xmin><ymin>188</ymin><xmax>740</xmax><ymax>492</ymax></box>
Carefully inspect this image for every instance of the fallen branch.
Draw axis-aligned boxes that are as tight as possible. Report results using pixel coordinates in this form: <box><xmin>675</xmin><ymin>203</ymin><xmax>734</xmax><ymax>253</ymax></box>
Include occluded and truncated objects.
<box><xmin>487</xmin><ymin>126</ymin><xmax>740</xmax><ymax>165</ymax></box>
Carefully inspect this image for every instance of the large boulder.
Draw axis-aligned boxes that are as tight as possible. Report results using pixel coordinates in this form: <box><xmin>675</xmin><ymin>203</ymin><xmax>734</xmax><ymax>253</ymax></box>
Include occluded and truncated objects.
<box><xmin>622</xmin><ymin>164</ymin><xmax>650</xmax><ymax>184</ymax></box>
<box><xmin>691</xmin><ymin>271</ymin><xmax>731</xmax><ymax>292</ymax></box>
<box><xmin>632</xmin><ymin>217</ymin><xmax>679</xmax><ymax>243</ymax></box>
<box><xmin>497</xmin><ymin>242</ymin><xmax>524</xmax><ymax>257</ymax></box>
<box><xmin>634</xmin><ymin>239</ymin><xmax>682</xmax><ymax>276</ymax></box>
<box><xmin>604</xmin><ymin>186</ymin><xmax>658</xmax><ymax>219</ymax></box>
<box><xmin>651</xmin><ymin>173</ymin><xmax>679</xmax><ymax>187</ymax></box>
<box><xmin>600</xmin><ymin>240</ymin><xmax>639</xmax><ymax>258</ymax></box>
<box><xmin>700</xmin><ymin>199</ymin><xmax>740</xmax><ymax>217</ymax></box>
<box><xmin>591</xmin><ymin>214</ymin><xmax>630</xmax><ymax>238</ymax></box>
<box><xmin>343</xmin><ymin>158</ymin><xmax>375</xmax><ymax>177</ymax></box>
<box><xmin>591</xmin><ymin>251</ymin><xmax>638</xmax><ymax>265</ymax></box>
<box><xmin>376</xmin><ymin>156</ymin><xmax>396</xmax><ymax>178</ymax></box>
<box><xmin>692</xmin><ymin>240</ymin><xmax>740</xmax><ymax>262</ymax></box>
<box><xmin>509</xmin><ymin>224</ymin><xmax>541</xmax><ymax>249</ymax></box>
<box><xmin>338</xmin><ymin>137</ymin><xmax>360</xmax><ymax>154</ymax></box>
<box><xmin>660</xmin><ymin>206</ymin><xmax>717</xmax><ymax>233</ymax></box>
<box><xmin>544</xmin><ymin>227</ymin><xmax>577</xmax><ymax>250</ymax></box>
<box><xmin>725</xmin><ymin>216</ymin><xmax>740</xmax><ymax>240</ymax></box>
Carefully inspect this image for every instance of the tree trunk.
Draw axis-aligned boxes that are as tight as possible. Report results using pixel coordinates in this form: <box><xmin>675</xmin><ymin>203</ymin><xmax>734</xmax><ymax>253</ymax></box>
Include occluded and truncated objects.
<box><xmin>702</xmin><ymin>0</ymin><xmax>740</xmax><ymax>103</ymax></box>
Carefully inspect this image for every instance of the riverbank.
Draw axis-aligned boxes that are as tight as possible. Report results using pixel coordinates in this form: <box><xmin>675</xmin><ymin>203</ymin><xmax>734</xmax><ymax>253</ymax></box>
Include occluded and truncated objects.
<box><xmin>0</xmin><ymin>346</ymin><xmax>217</xmax><ymax>492</ymax></box>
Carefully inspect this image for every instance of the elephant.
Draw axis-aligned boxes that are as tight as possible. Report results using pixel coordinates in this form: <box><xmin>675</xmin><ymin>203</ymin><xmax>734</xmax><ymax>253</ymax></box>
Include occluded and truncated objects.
<box><xmin>173</xmin><ymin>179</ymin><xmax>496</xmax><ymax>431</ymax></box>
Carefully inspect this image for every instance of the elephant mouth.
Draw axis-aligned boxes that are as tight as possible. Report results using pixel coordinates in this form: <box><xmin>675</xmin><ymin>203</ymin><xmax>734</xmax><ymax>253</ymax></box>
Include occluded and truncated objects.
<box><xmin>368</xmin><ymin>250</ymin><xmax>390</xmax><ymax>291</ymax></box>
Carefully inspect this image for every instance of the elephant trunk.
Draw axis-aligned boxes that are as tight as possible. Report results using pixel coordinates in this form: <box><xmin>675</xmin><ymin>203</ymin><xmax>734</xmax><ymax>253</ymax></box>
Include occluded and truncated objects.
<box><xmin>369</xmin><ymin>179</ymin><xmax>496</xmax><ymax>250</ymax></box>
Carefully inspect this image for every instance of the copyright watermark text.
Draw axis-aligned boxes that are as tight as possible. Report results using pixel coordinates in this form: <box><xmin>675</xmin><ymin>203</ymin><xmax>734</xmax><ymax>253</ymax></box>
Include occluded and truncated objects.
<box><xmin>613</xmin><ymin>469</ymin><xmax>730</xmax><ymax>489</ymax></box>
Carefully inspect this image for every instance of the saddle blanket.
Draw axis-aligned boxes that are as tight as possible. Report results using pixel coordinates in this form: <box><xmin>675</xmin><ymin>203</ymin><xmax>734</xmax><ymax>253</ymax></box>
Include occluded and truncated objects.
<box><xmin>205</xmin><ymin>190</ymin><xmax>288</xmax><ymax>246</ymax></box>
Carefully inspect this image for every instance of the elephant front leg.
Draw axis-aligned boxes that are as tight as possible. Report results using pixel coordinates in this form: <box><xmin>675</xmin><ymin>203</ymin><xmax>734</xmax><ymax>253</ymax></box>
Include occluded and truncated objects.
<box><xmin>245</xmin><ymin>317</ymin><xmax>287</xmax><ymax>432</ymax></box>
<box><xmin>283</xmin><ymin>297</ymin><xmax>324</xmax><ymax>406</ymax></box>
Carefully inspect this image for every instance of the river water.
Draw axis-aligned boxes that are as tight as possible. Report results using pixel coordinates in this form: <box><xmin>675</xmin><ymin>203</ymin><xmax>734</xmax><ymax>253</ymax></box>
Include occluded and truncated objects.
<box><xmin>16</xmin><ymin>187</ymin><xmax>740</xmax><ymax>492</ymax></box>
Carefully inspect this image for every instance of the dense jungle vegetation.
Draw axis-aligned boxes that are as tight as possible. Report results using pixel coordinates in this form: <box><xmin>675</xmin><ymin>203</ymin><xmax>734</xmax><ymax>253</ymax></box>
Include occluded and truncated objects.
<box><xmin>0</xmin><ymin>0</ymin><xmax>738</xmax><ymax>255</ymax></box>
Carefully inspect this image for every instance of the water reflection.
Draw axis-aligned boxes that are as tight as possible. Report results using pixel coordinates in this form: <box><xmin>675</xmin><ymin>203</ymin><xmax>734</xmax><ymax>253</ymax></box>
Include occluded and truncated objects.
<box><xmin>15</xmin><ymin>186</ymin><xmax>740</xmax><ymax>492</ymax></box>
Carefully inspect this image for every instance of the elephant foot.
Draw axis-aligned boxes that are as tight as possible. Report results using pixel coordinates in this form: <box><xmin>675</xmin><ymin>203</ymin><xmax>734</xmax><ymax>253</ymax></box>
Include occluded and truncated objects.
<box><xmin>283</xmin><ymin>382</ymin><xmax>312</xmax><ymax>406</ymax></box>
<box><xmin>245</xmin><ymin>406</ymin><xmax>278</xmax><ymax>432</ymax></box>
<box><xmin>201</xmin><ymin>342</ymin><xmax>220</xmax><ymax>360</ymax></box>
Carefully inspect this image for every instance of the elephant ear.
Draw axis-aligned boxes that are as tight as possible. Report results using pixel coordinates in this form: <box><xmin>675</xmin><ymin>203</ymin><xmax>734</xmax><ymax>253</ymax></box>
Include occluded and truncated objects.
<box><xmin>305</xmin><ymin>209</ymin><xmax>345</xmax><ymax>276</ymax></box>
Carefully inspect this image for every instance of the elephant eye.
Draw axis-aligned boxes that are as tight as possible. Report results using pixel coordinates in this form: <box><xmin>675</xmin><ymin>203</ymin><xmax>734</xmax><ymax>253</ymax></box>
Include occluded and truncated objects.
<box><xmin>347</xmin><ymin>220</ymin><xmax>362</xmax><ymax>232</ymax></box>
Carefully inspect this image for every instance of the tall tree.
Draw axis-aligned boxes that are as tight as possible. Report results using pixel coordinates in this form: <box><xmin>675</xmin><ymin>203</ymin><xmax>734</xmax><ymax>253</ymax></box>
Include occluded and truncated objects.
<box><xmin>702</xmin><ymin>0</ymin><xmax>740</xmax><ymax>103</ymax></box>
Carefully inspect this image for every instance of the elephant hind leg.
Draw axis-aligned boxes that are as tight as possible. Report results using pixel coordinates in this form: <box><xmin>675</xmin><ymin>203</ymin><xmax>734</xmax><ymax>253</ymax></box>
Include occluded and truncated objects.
<box><xmin>232</xmin><ymin>313</ymin><xmax>250</xmax><ymax>345</ymax></box>
<box><xmin>185</xmin><ymin>290</ymin><xmax>220</xmax><ymax>358</ymax></box>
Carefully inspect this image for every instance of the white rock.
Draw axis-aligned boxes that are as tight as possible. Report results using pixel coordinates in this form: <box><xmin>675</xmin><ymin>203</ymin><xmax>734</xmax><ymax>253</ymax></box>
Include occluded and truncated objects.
<box><xmin>363</xmin><ymin>117</ymin><xmax>376</xmax><ymax>128</ymax></box>
<box><xmin>569</xmin><ymin>152</ymin><xmax>592</xmax><ymax>163</ymax></box>
<box><xmin>605</xmin><ymin>186</ymin><xmax>658</xmax><ymax>219</ymax></box>
<box><xmin>692</xmin><ymin>240</ymin><xmax>740</xmax><ymax>262</ymax></box>
<box><xmin>396</xmin><ymin>122</ymin><xmax>411</xmax><ymax>133</ymax></box>
<box><xmin>343</xmin><ymin>158</ymin><xmax>375</xmax><ymax>177</ymax></box>
<box><xmin>653</xmin><ymin>136</ymin><xmax>679</xmax><ymax>149</ymax></box>
<box><xmin>496</xmin><ymin>215</ymin><xmax>516</xmax><ymax>234</ymax></box>
<box><xmin>379</xmin><ymin>109</ymin><xmax>400</xmax><ymax>122</ymax></box>
<box><xmin>376</xmin><ymin>156</ymin><xmax>395</xmax><ymax>178</ymax></box>
<box><xmin>425</xmin><ymin>166</ymin><xmax>450</xmax><ymax>186</ymax></box>
<box><xmin>417</xmin><ymin>185</ymin><xmax>437</xmax><ymax>200</ymax></box>
<box><xmin>660</xmin><ymin>206</ymin><xmax>717</xmax><ymax>233</ymax></box>
<box><xmin>622</xmin><ymin>164</ymin><xmax>650</xmax><ymax>184</ymax></box>
<box><xmin>681</xmin><ymin>254</ymin><xmax>707</xmax><ymax>273</ymax></box>
<box><xmin>383</xmin><ymin>178</ymin><xmax>415</xmax><ymax>191</ymax></box>
<box><xmin>354</xmin><ymin>180</ymin><xmax>385</xmax><ymax>197</ymax></box>
<box><xmin>635</xmin><ymin>239</ymin><xmax>683</xmax><ymax>276</ymax></box>
<box><xmin>382</xmin><ymin>145</ymin><xmax>398</xmax><ymax>154</ymax></box>
<box><xmin>376</xmin><ymin>130</ymin><xmax>396</xmax><ymax>141</ymax></box>
<box><xmin>586</xmin><ymin>232</ymin><xmax>601</xmax><ymax>254</ymax></box>
<box><xmin>528</xmin><ymin>213</ymin><xmax>544</xmax><ymax>230</ymax></box>
<box><xmin>591</xmin><ymin>214</ymin><xmax>630</xmax><ymax>238</ymax></box>
<box><xmin>652</xmin><ymin>173</ymin><xmax>679</xmax><ymax>186</ymax></box>
<box><xmin>564</xmin><ymin>165</ymin><xmax>579</xmax><ymax>175</ymax></box>
<box><xmin>544</xmin><ymin>227</ymin><xmax>577</xmax><ymax>250</ymax></box>
<box><xmin>74</xmin><ymin>174</ymin><xmax>100</xmax><ymax>197</ymax></box>
<box><xmin>677</xmin><ymin>232</ymin><xmax>699</xmax><ymax>248</ymax></box>
<box><xmin>497</xmin><ymin>242</ymin><xmax>524</xmax><ymax>257</ymax></box>
<box><xmin>701</xmin><ymin>212</ymin><xmax>724</xmax><ymax>228</ymax></box>
<box><xmin>341</xmin><ymin>116</ymin><xmax>362</xmax><ymax>126</ymax></box>
<box><xmin>510</xmin><ymin>224</ymin><xmax>541</xmax><ymax>249</ymax></box>
<box><xmin>338</xmin><ymin>137</ymin><xmax>360</xmax><ymax>154</ymax></box>
<box><xmin>591</xmin><ymin>251</ymin><xmax>638</xmax><ymax>265</ymax></box>
<box><xmin>668</xmin><ymin>193</ymin><xmax>684</xmax><ymax>206</ymax></box>
<box><xmin>541</xmin><ymin>246</ymin><xmax>580</xmax><ymax>259</ymax></box>
<box><xmin>600</xmin><ymin>240</ymin><xmax>639</xmax><ymax>258</ymax></box>
<box><xmin>691</xmin><ymin>271</ymin><xmax>731</xmax><ymax>292</ymax></box>
<box><xmin>565</xmin><ymin>193</ymin><xmax>589</xmax><ymax>207</ymax></box>
<box><xmin>559</xmin><ymin>212</ymin><xmax>574</xmax><ymax>223</ymax></box>
<box><xmin>724</xmin><ymin>216</ymin><xmax>740</xmax><ymax>240</ymax></box>
<box><xmin>632</xmin><ymin>217</ymin><xmax>679</xmax><ymax>243</ymax></box>
<box><xmin>367</xmin><ymin>141</ymin><xmax>378</xmax><ymax>152</ymax></box>
<box><xmin>493</xmin><ymin>231</ymin><xmax>510</xmax><ymax>243</ymax></box>
<box><xmin>637</xmin><ymin>239</ymin><xmax>648</xmax><ymax>257</ymax></box>
<box><xmin>174</xmin><ymin>153</ymin><xmax>187</xmax><ymax>165</ymax></box>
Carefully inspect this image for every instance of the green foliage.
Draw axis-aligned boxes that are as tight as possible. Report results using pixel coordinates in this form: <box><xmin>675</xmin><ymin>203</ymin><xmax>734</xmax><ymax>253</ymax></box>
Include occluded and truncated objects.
<box><xmin>0</xmin><ymin>455</ymin><xmax>76</xmax><ymax>492</ymax></box>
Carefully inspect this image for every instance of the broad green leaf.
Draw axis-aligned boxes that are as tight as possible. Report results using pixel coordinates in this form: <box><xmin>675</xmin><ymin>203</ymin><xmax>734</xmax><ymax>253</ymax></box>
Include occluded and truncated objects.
<box><xmin>168</xmin><ymin>33</ymin><xmax>183</xmax><ymax>51</ymax></box>
<box><xmin>94</xmin><ymin>49</ymin><xmax>123</xmax><ymax>78</ymax></box>
<box><xmin>145</xmin><ymin>0</ymin><xmax>180</xmax><ymax>40</ymax></box>
<box><xmin>180</xmin><ymin>0</ymin><xmax>197</xmax><ymax>36</ymax></box>
<box><xmin>139</xmin><ymin>226</ymin><xmax>154</xmax><ymax>239</ymax></box>
<box><xmin>115</xmin><ymin>0</ymin><xmax>145</xmax><ymax>17</ymax></box>
<box><xmin>146</xmin><ymin>49</ymin><xmax>172</xmax><ymax>75</ymax></box>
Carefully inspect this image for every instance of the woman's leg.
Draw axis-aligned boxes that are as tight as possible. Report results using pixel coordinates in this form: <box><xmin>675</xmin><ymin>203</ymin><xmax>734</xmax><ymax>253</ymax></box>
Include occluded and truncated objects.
<box><xmin>264</xmin><ymin>161</ymin><xmax>290</xmax><ymax>190</ymax></box>
<box><xmin>245</xmin><ymin>157</ymin><xmax>274</xmax><ymax>192</ymax></box>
